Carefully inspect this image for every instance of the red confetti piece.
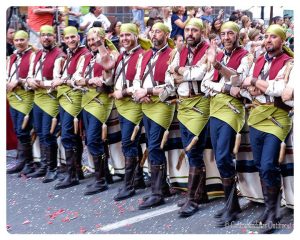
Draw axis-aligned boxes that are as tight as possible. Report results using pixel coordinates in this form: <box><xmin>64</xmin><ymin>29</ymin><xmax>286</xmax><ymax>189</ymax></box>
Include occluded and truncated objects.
<box><xmin>47</xmin><ymin>221</ymin><xmax>53</xmax><ymax>225</ymax></box>
<box><xmin>241</xmin><ymin>228</ymin><xmax>247</xmax><ymax>233</ymax></box>
<box><xmin>164</xmin><ymin>224</ymin><xmax>172</xmax><ymax>229</ymax></box>
<box><xmin>47</xmin><ymin>207</ymin><xmax>52</xmax><ymax>211</ymax></box>
<box><xmin>61</xmin><ymin>216</ymin><xmax>70</xmax><ymax>223</ymax></box>
<box><xmin>125</xmin><ymin>223</ymin><xmax>132</xmax><ymax>228</ymax></box>
<box><xmin>79</xmin><ymin>227</ymin><xmax>87</xmax><ymax>234</ymax></box>
<box><xmin>48</xmin><ymin>209</ymin><xmax>65</xmax><ymax>220</ymax></box>
<box><xmin>6</xmin><ymin>224</ymin><xmax>12</xmax><ymax>230</ymax></box>
<box><xmin>95</xmin><ymin>224</ymin><xmax>102</xmax><ymax>229</ymax></box>
<box><xmin>22</xmin><ymin>220</ymin><xmax>31</xmax><ymax>225</ymax></box>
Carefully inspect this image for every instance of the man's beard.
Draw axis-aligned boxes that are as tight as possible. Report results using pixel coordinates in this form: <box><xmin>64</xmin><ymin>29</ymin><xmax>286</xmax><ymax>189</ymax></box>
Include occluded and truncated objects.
<box><xmin>152</xmin><ymin>38</ymin><xmax>164</xmax><ymax>47</ymax></box>
<box><xmin>43</xmin><ymin>44</ymin><xmax>53</xmax><ymax>50</ymax></box>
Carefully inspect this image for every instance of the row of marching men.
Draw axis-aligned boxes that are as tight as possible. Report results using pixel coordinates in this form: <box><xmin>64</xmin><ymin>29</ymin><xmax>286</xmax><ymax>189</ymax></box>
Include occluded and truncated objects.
<box><xmin>6</xmin><ymin>18</ymin><xmax>294</xmax><ymax>233</ymax></box>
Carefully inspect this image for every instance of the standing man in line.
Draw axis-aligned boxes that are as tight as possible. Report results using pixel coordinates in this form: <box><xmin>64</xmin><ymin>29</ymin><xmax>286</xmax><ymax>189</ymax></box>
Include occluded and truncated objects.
<box><xmin>202</xmin><ymin>21</ymin><xmax>252</xmax><ymax>226</ymax></box>
<box><xmin>111</xmin><ymin>23</ymin><xmax>150</xmax><ymax>201</ymax></box>
<box><xmin>134</xmin><ymin>22</ymin><xmax>176</xmax><ymax>210</ymax></box>
<box><xmin>242</xmin><ymin>24</ymin><xmax>293</xmax><ymax>233</ymax></box>
<box><xmin>77</xmin><ymin>27</ymin><xmax>116</xmax><ymax>195</ymax></box>
<box><xmin>25</xmin><ymin>25</ymin><xmax>66</xmax><ymax>183</ymax></box>
<box><xmin>51</xmin><ymin>26</ymin><xmax>91</xmax><ymax>190</ymax></box>
<box><xmin>6</xmin><ymin>30</ymin><xmax>35</xmax><ymax>177</ymax></box>
<box><xmin>167</xmin><ymin>18</ymin><xmax>210</xmax><ymax>217</ymax></box>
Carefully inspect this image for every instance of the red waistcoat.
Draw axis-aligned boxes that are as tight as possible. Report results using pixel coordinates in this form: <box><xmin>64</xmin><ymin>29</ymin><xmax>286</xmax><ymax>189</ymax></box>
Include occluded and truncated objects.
<box><xmin>213</xmin><ymin>47</ymin><xmax>248</xmax><ymax>82</ymax></box>
<box><xmin>114</xmin><ymin>47</ymin><xmax>144</xmax><ymax>81</ymax></box>
<box><xmin>139</xmin><ymin>46</ymin><xmax>172</xmax><ymax>83</ymax></box>
<box><xmin>179</xmin><ymin>42</ymin><xmax>209</xmax><ymax>67</ymax></box>
<box><xmin>9</xmin><ymin>49</ymin><xmax>33</xmax><ymax>79</ymax></box>
<box><xmin>33</xmin><ymin>47</ymin><xmax>66</xmax><ymax>79</ymax></box>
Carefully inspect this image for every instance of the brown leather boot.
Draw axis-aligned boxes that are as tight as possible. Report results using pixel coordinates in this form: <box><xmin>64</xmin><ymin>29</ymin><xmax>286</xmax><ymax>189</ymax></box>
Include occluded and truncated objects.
<box><xmin>17</xmin><ymin>142</ymin><xmax>35</xmax><ymax>177</ymax></box>
<box><xmin>7</xmin><ymin>140</ymin><xmax>26</xmax><ymax>174</ymax></box>
<box><xmin>54</xmin><ymin>148</ymin><xmax>79</xmax><ymax>190</ymax></box>
<box><xmin>114</xmin><ymin>156</ymin><xmax>137</xmax><ymax>201</ymax></box>
<box><xmin>178</xmin><ymin>167</ymin><xmax>208</xmax><ymax>207</ymax></box>
<box><xmin>216</xmin><ymin>177</ymin><xmax>242</xmax><ymax>227</ymax></box>
<box><xmin>178</xmin><ymin>167</ymin><xmax>207</xmax><ymax>217</ymax></box>
<box><xmin>258</xmin><ymin>185</ymin><xmax>281</xmax><ymax>234</ymax></box>
<box><xmin>43</xmin><ymin>145</ymin><xmax>58</xmax><ymax>183</ymax></box>
<box><xmin>26</xmin><ymin>144</ymin><xmax>47</xmax><ymax>178</ymax></box>
<box><xmin>139</xmin><ymin>164</ymin><xmax>165</xmax><ymax>210</ymax></box>
<box><xmin>84</xmin><ymin>154</ymin><xmax>108</xmax><ymax>195</ymax></box>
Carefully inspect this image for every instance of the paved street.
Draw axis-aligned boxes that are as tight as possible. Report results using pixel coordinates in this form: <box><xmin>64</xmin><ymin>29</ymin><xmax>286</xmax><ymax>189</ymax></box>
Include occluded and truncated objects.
<box><xmin>6</xmin><ymin>150</ymin><xmax>293</xmax><ymax>235</ymax></box>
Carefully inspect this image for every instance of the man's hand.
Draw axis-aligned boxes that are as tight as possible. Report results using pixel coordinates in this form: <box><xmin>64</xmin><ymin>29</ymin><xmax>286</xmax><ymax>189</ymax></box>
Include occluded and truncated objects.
<box><xmin>6</xmin><ymin>80</ymin><xmax>19</xmax><ymax>92</ymax></box>
<box><xmin>88</xmin><ymin>77</ymin><xmax>103</xmax><ymax>87</ymax></box>
<box><xmin>133</xmin><ymin>88</ymin><xmax>147</xmax><ymax>102</ymax></box>
<box><xmin>51</xmin><ymin>78</ymin><xmax>64</xmax><ymax>88</ymax></box>
<box><xmin>247</xmin><ymin>86</ymin><xmax>262</xmax><ymax>96</ymax></box>
<box><xmin>27</xmin><ymin>78</ymin><xmax>40</xmax><ymax>90</ymax></box>
<box><xmin>230</xmin><ymin>86</ymin><xmax>241</xmax><ymax>98</ymax></box>
<box><xmin>242</xmin><ymin>76</ymin><xmax>252</xmax><ymax>88</ymax></box>
<box><xmin>139</xmin><ymin>96</ymin><xmax>152</xmax><ymax>103</ymax></box>
<box><xmin>206</xmin><ymin>45</ymin><xmax>217</xmax><ymax>65</ymax></box>
<box><xmin>109</xmin><ymin>90</ymin><xmax>123</xmax><ymax>100</ymax></box>
<box><xmin>282</xmin><ymin>86</ymin><xmax>294</xmax><ymax>102</ymax></box>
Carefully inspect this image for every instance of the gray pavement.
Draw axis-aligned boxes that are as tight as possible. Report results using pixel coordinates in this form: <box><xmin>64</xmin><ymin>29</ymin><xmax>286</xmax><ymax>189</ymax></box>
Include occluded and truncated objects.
<box><xmin>6</xmin><ymin>150</ymin><xmax>294</xmax><ymax>234</ymax></box>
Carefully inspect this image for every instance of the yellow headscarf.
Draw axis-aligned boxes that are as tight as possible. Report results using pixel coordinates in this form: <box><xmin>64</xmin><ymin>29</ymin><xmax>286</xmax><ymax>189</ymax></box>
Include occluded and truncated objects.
<box><xmin>40</xmin><ymin>25</ymin><xmax>55</xmax><ymax>34</ymax></box>
<box><xmin>87</xmin><ymin>27</ymin><xmax>118</xmax><ymax>52</ymax></box>
<box><xmin>266</xmin><ymin>24</ymin><xmax>286</xmax><ymax>41</ymax></box>
<box><xmin>152</xmin><ymin>22</ymin><xmax>170</xmax><ymax>33</ymax></box>
<box><xmin>119</xmin><ymin>23</ymin><xmax>152</xmax><ymax>50</ymax></box>
<box><xmin>221</xmin><ymin>21</ymin><xmax>240</xmax><ymax>33</ymax></box>
<box><xmin>120</xmin><ymin>23</ymin><xmax>139</xmax><ymax>36</ymax></box>
<box><xmin>152</xmin><ymin>22</ymin><xmax>174</xmax><ymax>49</ymax></box>
<box><xmin>63</xmin><ymin>26</ymin><xmax>78</xmax><ymax>36</ymax></box>
<box><xmin>14</xmin><ymin>30</ymin><xmax>29</xmax><ymax>40</ymax></box>
<box><xmin>186</xmin><ymin>18</ymin><xmax>204</xmax><ymax>30</ymax></box>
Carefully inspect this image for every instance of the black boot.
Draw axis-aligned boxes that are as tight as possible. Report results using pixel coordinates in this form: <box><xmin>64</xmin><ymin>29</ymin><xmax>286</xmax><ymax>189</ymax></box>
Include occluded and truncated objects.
<box><xmin>26</xmin><ymin>144</ymin><xmax>47</xmax><ymax>178</ymax></box>
<box><xmin>84</xmin><ymin>154</ymin><xmax>108</xmax><ymax>195</ymax></box>
<box><xmin>7</xmin><ymin>140</ymin><xmax>26</xmax><ymax>174</ymax></box>
<box><xmin>178</xmin><ymin>167</ymin><xmax>207</xmax><ymax>217</ymax></box>
<box><xmin>214</xmin><ymin>177</ymin><xmax>240</xmax><ymax>218</ymax></box>
<box><xmin>103</xmin><ymin>143</ymin><xmax>113</xmax><ymax>184</ymax></box>
<box><xmin>75</xmin><ymin>139</ymin><xmax>84</xmax><ymax>180</ymax></box>
<box><xmin>54</xmin><ymin>148</ymin><xmax>79</xmax><ymax>190</ymax></box>
<box><xmin>114</xmin><ymin>157</ymin><xmax>137</xmax><ymax>201</ymax></box>
<box><xmin>139</xmin><ymin>164</ymin><xmax>165</xmax><ymax>210</ymax></box>
<box><xmin>258</xmin><ymin>185</ymin><xmax>281</xmax><ymax>234</ymax></box>
<box><xmin>17</xmin><ymin>142</ymin><xmax>35</xmax><ymax>177</ymax></box>
<box><xmin>57</xmin><ymin>164</ymin><xmax>67</xmax><ymax>181</ymax></box>
<box><xmin>216</xmin><ymin>177</ymin><xmax>242</xmax><ymax>227</ymax></box>
<box><xmin>251</xmin><ymin>180</ymin><xmax>269</xmax><ymax>225</ymax></box>
<box><xmin>143</xmin><ymin>162</ymin><xmax>170</xmax><ymax>201</ymax></box>
<box><xmin>134</xmin><ymin>161</ymin><xmax>146</xmax><ymax>190</ymax></box>
<box><xmin>43</xmin><ymin>145</ymin><xmax>58</xmax><ymax>183</ymax></box>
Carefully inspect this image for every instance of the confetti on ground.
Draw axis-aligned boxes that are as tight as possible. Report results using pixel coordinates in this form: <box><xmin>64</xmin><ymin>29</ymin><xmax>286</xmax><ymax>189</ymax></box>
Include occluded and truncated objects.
<box><xmin>48</xmin><ymin>209</ymin><xmax>65</xmax><ymax>220</ymax></box>
<box><xmin>61</xmin><ymin>216</ymin><xmax>70</xmax><ymax>223</ymax></box>
<box><xmin>79</xmin><ymin>226</ymin><xmax>87</xmax><ymax>234</ymax></box>
<box><xmin>22</xmin><ymin>219</ymin><xmax>31</xmax><ymax>225</ymax></box>
<box><xmin>7</xmin><ymin>224</ymin><xmax>12</xmax><ymax>231</ymax></box>
<box><xmin>95</xmin><ymin>224</ymin><xmax>102</xmax><ymax>229</ymax></box>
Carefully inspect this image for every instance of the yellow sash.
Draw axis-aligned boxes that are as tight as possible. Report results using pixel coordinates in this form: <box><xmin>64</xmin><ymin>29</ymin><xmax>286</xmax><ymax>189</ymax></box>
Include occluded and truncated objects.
<box><xmin>210</xmin><ymin>93</ymin><xmax>245</xmax><ymax>132</ymax></box>
<box><xmin>57</xmin><ymin>85</ymin><xmax>82</xmax><ymax>117</ymax></box>
<box><xmin>115</xmin><ymin>97</ymin><xmax>143</xmax><ymax>125</ymax></box>
<box><xmin>248</xmin><ymin>105</ymin><xmax>292</xmax><ymax>141</ymax></box>
<box><xmin>7</xmin><ymin>88</ymin><xmax>34</xmax><ymax>115</ymax></box>
<box><xmin>142</xmin><ymin>96</ymin><xmax>175</xmax><ymax>129</ymax></box>
<box><xmin>34</xmin><ymin>89</ymin><xmax>59</xmax><ymax>117</ymax></box>
<box><xmin>82</xmin><ymin>89</ymin><xmax>113</xmax><ymax>123</ymax></box>
<box><xmin>177</xmin><ymin>96</ymin><xmax>210</xmax><ymax>136</ymax></box>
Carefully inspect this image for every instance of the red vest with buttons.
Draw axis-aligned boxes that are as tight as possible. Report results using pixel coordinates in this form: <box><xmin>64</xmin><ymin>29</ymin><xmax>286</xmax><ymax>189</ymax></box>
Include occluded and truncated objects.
<box><xmin>179</xmin><ymin>41</ymin><xmax>209</xmax><ymax>67</ymax></box>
